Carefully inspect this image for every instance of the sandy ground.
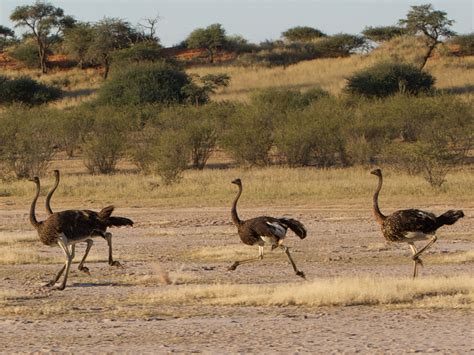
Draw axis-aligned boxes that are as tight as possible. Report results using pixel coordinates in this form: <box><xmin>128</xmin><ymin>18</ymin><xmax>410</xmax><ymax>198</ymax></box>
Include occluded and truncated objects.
<box><xmin>0</xmin><ymin>203</ymin><xmax>473</xmax><ymax>353</ymax></box>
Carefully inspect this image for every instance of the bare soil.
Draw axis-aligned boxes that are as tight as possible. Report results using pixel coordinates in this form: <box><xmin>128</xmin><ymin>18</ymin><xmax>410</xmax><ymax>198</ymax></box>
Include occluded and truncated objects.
<box><xmin>0</xmin><ymin>202</ymin><xmax>472</xmax><ymax>353</ymax></box>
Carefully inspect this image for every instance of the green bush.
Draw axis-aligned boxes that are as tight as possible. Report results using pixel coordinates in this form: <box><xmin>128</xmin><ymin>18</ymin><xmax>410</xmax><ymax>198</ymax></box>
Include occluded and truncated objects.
<box><xmin>346</xmin><ymin>62</ymin><xmax>435</xmax><ymax>98</ymax></box>
<box><xmin>83</xmin><ymin>107</ymin><xmax>130</xmax><ymax>174</ymax></box>
<box><xmin>315</xmin><ymin>34</ymin><xmax>366</xmax><ymax>57</ymax></box>
<box><xmin>97</xmin><ymin>62</ymin><xmax>192</xmax><ymax>106</ymax></box>
<box><xmin>0</xmin><ymin>76</ymin><xmax>62</xmax><ymax>106</ymax></box>
<box><xmin>220</xmin><ymin>105</ymin><xmax>273</xmax><ymax>166</ymax></box>
<box><xmin>449</xmin><ymin>33</ymin><xmax>474</xmax><ymax>56</ymax></box>
<box><xmin>0</xmin><ymin>106</ymin><xmax>56</xmax><ymax>178</ymax></box>
<box><xmin>153</xmin><ymin>130</ymin><xmax>190</xmax><ymax>185</ymax></box>
<box><xmin>250</xmin><ymin>87</ymin><xmax>329</xmax><ymax>114</ymax></box>
<box><xmin>362</xmin><ymin>26</ymin><xmax>406</xmax><ymax>42</ymax></box>
<box><xmin>8</xmin><ymin>41</ymin><xmax>41</xmax><ymax>68</ymax></box>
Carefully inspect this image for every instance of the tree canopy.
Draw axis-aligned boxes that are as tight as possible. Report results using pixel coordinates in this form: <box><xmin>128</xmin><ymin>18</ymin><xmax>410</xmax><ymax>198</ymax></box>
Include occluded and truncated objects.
<box><xmin>282</xmin><ymin>26</ymin><xmax>326</xmax><ymax>42</ymax></box>
<box><xmin>10</xmin><ymin>1</ymin><xmax>75</xmax><ymax>73</ymax></box>
<box><xmin>399</xmin><ymin>4</ymin><xmax>455</xmax><ymax>69</ymax></box>
<box><xmin>186</xmin><ymin>23</ymin><xmax>226</xmax><ymax>63</ymax></box>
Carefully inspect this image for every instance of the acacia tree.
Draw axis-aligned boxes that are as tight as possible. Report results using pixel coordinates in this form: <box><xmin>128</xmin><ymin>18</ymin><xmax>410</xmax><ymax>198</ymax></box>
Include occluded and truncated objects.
<box><xmin>63</xmin><ymin>22</ymin><xmax>95</xmax><ymax>69</ymax></box>
<box><xmin>86</xmin><ymin>18</ymin><xmax>136</xmax><ymax>79</ymax></box>
<box><xmin>282</xmin><ymin>26</ymin><xmax>326</xmax><ymax>42</ymax></box>
<box><xmin>10</xmin><ymin>1</ymin><xmax>74</xmax><ymax>73</ymax></box>
<box><xmin>399</xmin><ymin>4</ymin><xmax>455</xmax><ymax>70</ymax></box>
<box><xmin>186</xmin><ymin>23</ymin><xmax>226</xmax><ymax>63</ymax></box>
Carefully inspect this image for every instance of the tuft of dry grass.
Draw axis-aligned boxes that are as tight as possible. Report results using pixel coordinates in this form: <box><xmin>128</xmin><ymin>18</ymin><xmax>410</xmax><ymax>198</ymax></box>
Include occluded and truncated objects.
<box><xmin>129</xmin><ymin>275</ymin><xmax>474</xmax><ymax>309</ymax></box>
<box><xmin>184</xmin><ymin>245</ymin><xmax>260</xmax><ymax>262</ymax></box>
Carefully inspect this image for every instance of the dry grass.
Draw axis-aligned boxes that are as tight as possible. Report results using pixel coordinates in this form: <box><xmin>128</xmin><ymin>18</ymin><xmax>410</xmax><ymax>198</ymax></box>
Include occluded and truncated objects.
<box><xmin>428</xmin><ymin>251</ymin><xmax>474</xmax><ymax>265</ymax></box>
<box><xmin>190</xmin><ymin>37</ymin><xmax>474</xmax><ymax>102</ymax></box>
<box><xmin>2</xmin><ymin>166</ymin><xmax>473</xmax><ymax>208</ymax></box>
<box><xmin>184</xmin><ymin>245</ymin><xmax>277</xmax><ymax>262</ymax></box>
<box><xmin>129</xmin><ymin>275</ymin><xmax>474</xmax><ymax>309</ymax></box>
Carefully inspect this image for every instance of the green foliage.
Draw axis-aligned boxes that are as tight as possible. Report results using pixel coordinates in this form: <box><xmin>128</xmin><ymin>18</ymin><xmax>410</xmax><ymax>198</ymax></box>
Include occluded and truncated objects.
<box><xmin>153</xmin><ymin>130</ymin><xmax>190</xmax><ymax>185</ymax></box>
<box><xmin>346</xmin><ymin>62</ymin><xmax>435</xmax><ymax>98</ymax></box>
<box><xmin>0</xmin><ymin>75</ymin><xmax>62</xmax><ymax>106</ymax></box>
<box><xmin>237</xmin><ymin>43</ymin><xmax>322</xmax><ymax>67</ymax></box>
<box><xmin>362</xmin><ymin>26</ymin><xmax>406</xmax><ymax>42</ymax></box>
<box><xmin>112</xmin><ymin>42</ymin><xmax>162</xmax><ymax>64</ymax></box>
<box><xmin>63</xmin><ymin>22</ymin><xmax>95</xmax><ymax>68</ymax></box>
<box><xmin>316</xmin><ymin>33</ymin><xmax>366</xmax><ymax>57</ymax></box>
<box><xmin>282</xmin><ymin>26</ymin><xmax>326</xmax><ymax>42</ymax></box>
<box><xmin>97</xmin><ymin>62</ymin><xmax>191</xmax><ymax>106</ymax></box>
<box><xmin>52</xmin><ymin>107</ymin><xmax>94</xmax><ymax>157</ymax></box>
<box><xmin>0</xmin><ymin>106</ymin><xmax>56</xmax><ymax>178</ymax></box>
<box><xmin>250</xmin><ymin>87</ymin><xmax>329</xmax><ymax>114</ymax></box>
<box><xmin>0</xmin><ymin>25</ymin><xmax>15</xmax><ymax>51</ymax></box>
<box><xmin>86</xmin><ymin>17</ymin><xmax>136</xmax><ymax>78</ymax></box>
<box><xmin>83</xmin><ymin>107</ymin><xmax>130</xmax><ymax>174</ymax></box>
<box><xmin>186</xmin><ymin>23</ymin><xmax>226</xmax><ymax>63</ymax></box>
<box><xmin>220</xmin><ymin>105</ymin><xmax>273</xmax><ymax>166</ymax></box>
<box><xmin>8</xmin><ymin>41</ymin><xmax>41</xmax><ymax>68</ymax></box>
<box><xmin>10</xmin><ymin>1</ymin><xmax>75</xmax><ymax>73</ymax></box>
<box><xmin>381</xmin><ymin>95</ymin><xmax>473</xmax><ymax>187</ymax></box>
<box><xmin>449</xmin><ymin>33</ymin><xmax>474</xmax><ymax>56</ymax></box>
<box><xmin>399</xmin><ymin>4</ymin><xmax>455</xmax><ymax>69</ymax></box>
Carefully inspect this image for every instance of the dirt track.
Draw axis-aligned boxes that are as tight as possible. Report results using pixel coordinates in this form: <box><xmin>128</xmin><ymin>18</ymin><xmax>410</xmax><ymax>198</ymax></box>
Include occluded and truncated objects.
<box><xmin>0</xmin><ymin>204</ymin><xmax>472</xmax><ymax>353</ymax></box>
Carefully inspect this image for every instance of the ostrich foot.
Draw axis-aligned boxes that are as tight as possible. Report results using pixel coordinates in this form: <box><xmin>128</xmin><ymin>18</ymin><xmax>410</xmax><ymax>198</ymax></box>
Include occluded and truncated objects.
<box><xmin>296</xmin><ymin>271</ymin><xmax>306</xmax><ymax>279</ymax></box>
<box><xmin>78</xmin><ymin>266</ymin><xmax>91</xmax><ymax>275</ymax></box>
<box><xmin>109</xmin><ymin>260</ymin><xmax>124</xmax><ymax>268</ymax></box>
<box><xmin>228</xmin><ymin>263</ymin><xmax>238</xmax><ymax>271</ymax></box>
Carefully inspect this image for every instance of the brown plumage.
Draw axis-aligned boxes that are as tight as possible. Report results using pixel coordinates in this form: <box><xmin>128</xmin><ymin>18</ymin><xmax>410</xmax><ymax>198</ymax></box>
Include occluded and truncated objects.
<box><xmin>229</xmin><ymin>178</ymin><xmax>307</xmax><ymax>279</ymax></box>
<box><xmin>29</xmin><ymin>176</ymin><xmax>133</xmax><ymax>290</ymax></box>
<box><xmin>44</xmin><ymin>170</ymin><xmax>127</xmax><ymax>271</ymax></box>
<box><xmin>371</xmin><ymin>168</ymin><xmax>464</xmax><ymax>277</ymax></box>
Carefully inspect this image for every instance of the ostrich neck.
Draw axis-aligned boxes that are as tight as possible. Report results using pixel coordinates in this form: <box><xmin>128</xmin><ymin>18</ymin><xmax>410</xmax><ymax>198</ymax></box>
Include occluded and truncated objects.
<box><xmin>373</xmin><ymin>175</ymin><xmax>386</xmax><ymax>224</ymax></box>
<box><xmin>30</xmin><ymin>181</ymin><xmax>41</xmax><ymax>229</ymax></box>
<box><xmin>45</xmin><ymin>174</ymin><xmax>59</xmax><ymax>215</ymax></box>
<box><xmin>231</xmin><ymin>185</ymin><xmax>242</xmax><ymax>226</ymax></box>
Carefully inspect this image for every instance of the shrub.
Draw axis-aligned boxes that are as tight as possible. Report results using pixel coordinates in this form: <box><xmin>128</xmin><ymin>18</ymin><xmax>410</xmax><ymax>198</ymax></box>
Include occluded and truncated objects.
<box><xmin>282</xmin><ymin>27</ymin><xmax>326</xmax><ymax>42</ymax></box>
<box><xmin>316</xmin><ymin>33</ymin><xmax>366</xmax><ymax>57</ymax></box>
<box><xmin>8</xmin><ymin>41</ymin><xmax>41</xmax><ymax>68</ymax></box>
<box><xmin>346</xmin><ymin>62</ymin><xmax>435</xmax><ymax>98</ymax></box>
<box><xmin>250</xmin><ymin>87</ymin><xmax>329</xmax><ymax>114</ymax></box>
<box><xmin>0</xmin><ymin>106</ymin><xmax>56</xmax><ymax>178</ymax></box>
<box><xmin>381</xmin><ymin>95</ymin><xmax>473</xmax><ymax>187</ymax></box>
<box><xmin>153</xmin><ymin>130</ymin><xmax>190</xmax><ymax>185</ymax></box>
<box><xmin>362</xmin><ymin>26</ymin><xmax>406</xmax><ymax>42</ymax></box>
<box><xmin>449</xmin><ymin>33</ymin><xmax>474</xmax><ymax>56</ymax></box>
<box><xmin>0</xmin><ymin>76</ymin><xmax>62</xmax><ymax>106</ymax></box>
<box><xmin>52</xmin><ymin>107</ymin><xmax>94</xmax><ymax>157</ymax></box>
<box><xmin>274</xmin><ymin>98</ymin><xmax>350</xmax><ymax>167</ymax></box>
<box><xmin>97</xmin><ymin>62</ymin><xmax>191</xmax><ymax>106</ymax></box>
<box><xmin>112</xmin><ymin>42</ymin><xmax>163</xmax><ymax>64</ymax></box>
<box><xmin>83</xmin><ymin>108</ymin><xmax>130</xmax><ymax>174</ymax></box>
<box><xmin>220</xmin><ymin>105</ymin><xmax>273</xmax><ymax>166</ymax></box>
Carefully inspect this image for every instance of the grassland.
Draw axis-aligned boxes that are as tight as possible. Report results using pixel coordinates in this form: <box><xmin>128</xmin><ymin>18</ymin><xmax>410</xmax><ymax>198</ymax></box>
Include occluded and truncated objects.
<box><xmin>2</xmin><ymin>164</ymin><xmax>473</xmax><ymax>208</ymax></box>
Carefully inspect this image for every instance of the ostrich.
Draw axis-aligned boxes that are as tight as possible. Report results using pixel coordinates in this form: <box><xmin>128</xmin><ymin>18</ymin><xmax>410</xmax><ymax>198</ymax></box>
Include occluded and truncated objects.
<box><xmin>370</xmin><ymin>168</ymin><xmax>464</xmax><ymax>277</ymax></box>
<box><xmin>229</xmin><ymin>178</ymin><xmax>307</xmax><ymax>279</ymax></box>
<box><xmin>44</xmin><ymin>169</ymin><xmax>125</xmax><ymax>271</ymax></box>
<box><xmin>29</xmin><ymin>176</ymin><xmax>133</xmax><ymax>290</ymax></box>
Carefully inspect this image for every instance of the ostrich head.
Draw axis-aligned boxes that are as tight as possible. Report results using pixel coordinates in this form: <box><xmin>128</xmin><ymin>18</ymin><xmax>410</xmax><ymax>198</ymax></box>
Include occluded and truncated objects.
<box><xmin>53</xmin><ymin>170</ymin><xmax>59</xmax><ymax>177</ymax></box>
<box><xmin>231</xmin><ymin>178</ymin><xmax>242</xmax><ymax>186</ymax></box>
<box><xmin>370</xmin><ymin>168</ymin><xmax>382</xmax><ymax>177</ymax></box>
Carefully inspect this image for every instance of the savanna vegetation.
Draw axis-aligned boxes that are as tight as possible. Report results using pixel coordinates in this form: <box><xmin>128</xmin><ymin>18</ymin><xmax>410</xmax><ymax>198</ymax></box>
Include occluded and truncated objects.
<box><xmin>0</xmin><ymin>1</ymin><xmax>472</xmax><ymax>191</ymax></box>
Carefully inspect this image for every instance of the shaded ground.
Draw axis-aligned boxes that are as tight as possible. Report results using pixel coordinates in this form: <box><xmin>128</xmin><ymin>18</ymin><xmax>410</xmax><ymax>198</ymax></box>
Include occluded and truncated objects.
<box><xmin>0</xmin><ymin>203</ymin><xmax>472</xmax><ymax>353</ymax></box>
